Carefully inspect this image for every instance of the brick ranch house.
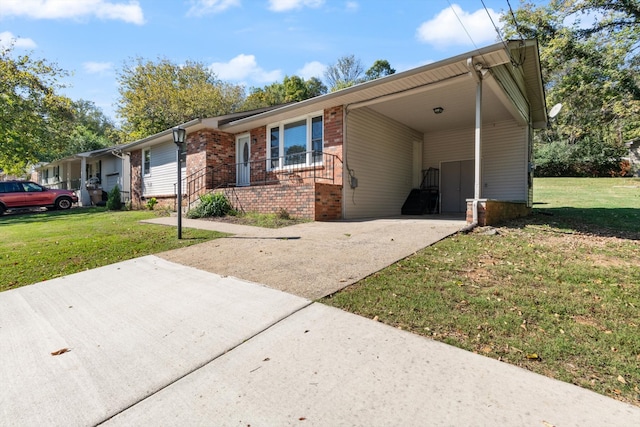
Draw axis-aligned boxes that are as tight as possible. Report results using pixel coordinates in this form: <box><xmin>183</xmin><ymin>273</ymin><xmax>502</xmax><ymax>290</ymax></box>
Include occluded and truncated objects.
<box><xmin>122</xmin><ymin>40</ymin><xmax>547</xmax><ymax>225</ymax></box>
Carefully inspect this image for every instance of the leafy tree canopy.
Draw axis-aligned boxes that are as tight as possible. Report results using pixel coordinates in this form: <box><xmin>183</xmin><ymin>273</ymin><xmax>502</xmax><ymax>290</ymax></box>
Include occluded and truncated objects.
<box><xmin>325</xmin><ymin>55</ymin><xmax>396</xmax><ymax>92</ymax></box>
<box><xmin>502</xmin><ymin>0</ymin><xmax>640</xmax><ymax>175</ymax></box>
<box><xmin>0</xmin><ymin>46</ymin><xmax>74</xmax><ymax>174</ymax></box>
<box><xmin>116</xmin><ymin>57</ymin><xmax>245</xmax><ymax>141</ymax></box>
<box><xmin>241</xmin><ymin>75</ymin><xmax>327</xmax><ymax>110</ymax></box>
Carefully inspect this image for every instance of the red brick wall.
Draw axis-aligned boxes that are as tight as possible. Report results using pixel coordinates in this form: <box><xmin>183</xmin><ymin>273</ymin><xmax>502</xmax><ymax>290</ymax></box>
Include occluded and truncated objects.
<box><xmin>324</xmin><ymin>105</ymin><xmax>343</xmax><ymax>148</ymax></box>
<box><xmin>324</xmin><ymin>106</ymin><xmax>344</xmax><ymax>186</ymax></box>
<box><xmin>219</xmin><ymin>185</ymin><xmax>315</xmax><ymax>218</ymax></box>
<box><xmin>185</xmin><ymin>129</ymin><xmax>235</xmax><ymax>188</ymax></box>
<box><xmin>130</xmin><ymin>150</ymin><xmax>143</xmax><ymax>208</ymax></box>
<box><xmin>466</xmin><ymin>200</ymin><xmax>531</xmax><ymax>225</ymax></box>
<box><xmin>315</xmin><ymin>183</ymin><xmax>342</xmax><ymax>220</ymax></box>
<box><xmin>218</xmin><ymin>182</ymin><xmax>342</xmax><ymax>221</ymax></box>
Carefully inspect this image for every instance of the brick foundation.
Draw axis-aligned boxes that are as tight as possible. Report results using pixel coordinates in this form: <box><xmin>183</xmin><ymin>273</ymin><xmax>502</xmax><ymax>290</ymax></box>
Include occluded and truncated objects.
<box><xmin>466</xmin><ymin>199</ymin><xmax>531</xmax><ymax>226</ymax></box>
<box><xmin>218</xmin><ymin>182</ymin><xmax>342</xmax><ymax>221</ymax></box>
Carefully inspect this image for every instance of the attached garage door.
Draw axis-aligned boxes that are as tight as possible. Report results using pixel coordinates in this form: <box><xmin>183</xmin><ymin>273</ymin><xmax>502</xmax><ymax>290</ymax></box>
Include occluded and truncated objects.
<box><xmin>441</xmin><ymin>160</ymin><xmax>474</xmax><ymax>213</ymax></box>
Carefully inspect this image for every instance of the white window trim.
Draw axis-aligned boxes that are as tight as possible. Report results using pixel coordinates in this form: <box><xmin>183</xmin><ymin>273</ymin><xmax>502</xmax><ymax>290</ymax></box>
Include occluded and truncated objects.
<box><xmin>267</xmin><ymin>111</ymin><xmax>324</xmax><ymax>170</ymax></box>
<box><xmin>143</xmin><ymin>149</ymin><xmax>151</xmax><ymax>176</ymax></box>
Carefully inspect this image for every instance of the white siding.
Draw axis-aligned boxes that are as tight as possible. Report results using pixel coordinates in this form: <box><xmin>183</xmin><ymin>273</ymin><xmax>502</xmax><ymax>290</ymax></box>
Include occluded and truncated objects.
<box><xmin>143</xmin><ymin>141</ymin><xmax>179</xmax><ymax>196</ymax></box>
<box><xmin>101</xmin><ymin>157</ymin><xmax>121</xmax><ymax>192</ymax></box>
<box><xmin>344</xmin><ymin>107</ymin><xmax>422</xmax><ymax>219</ymax></box>
<box><xmin>482</xmin><ymin>121</ymin><xmax>528</xmax><ymax>201</ymax></box>
<box><xmin>423</xmin><ymin>119</ymin><xmax>527</xmax><ymax>202</ymax></box>
<box><xmin>423</xmin><ymin>127</ymin><xmax>475</xmax><ymax>170</ymax></box>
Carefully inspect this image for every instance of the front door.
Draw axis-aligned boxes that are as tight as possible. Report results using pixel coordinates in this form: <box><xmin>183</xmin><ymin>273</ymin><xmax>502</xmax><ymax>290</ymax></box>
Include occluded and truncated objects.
<box><xmin>236</xmin><ymin>136</ymin><xmax>251</xmax><ymax>186</ymax></box>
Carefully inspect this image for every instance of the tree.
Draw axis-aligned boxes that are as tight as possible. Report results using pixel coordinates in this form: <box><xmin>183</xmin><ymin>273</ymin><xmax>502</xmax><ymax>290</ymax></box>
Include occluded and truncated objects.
<box><xmin>241</xmin><ymin>75</ymin><xmax>327</xmax><ymax>110</ymax></box>
<box><xmin>502</xmin><ymin>0</ymin><xmax>639</xmax><ymax>176</ymax></box>
<box><xmin>116</xmin><ymin>58</ymin><xmax>245</xmax><ymax>141</ymax></box>
<box><xmin>365</xmin><ymin>59</ymin><xmax>396</xmax><ymax>80</ymax></box>
<box><xmin>0</xmin><ymin>46</ymin><xmax>74</xmax><ymax>174</ymax></box>
<box><xmin>62</xmin><ymin>100</ymin><xmax>120</xmax><ymax>157</ymax></box>
<box><xmin>324</xmin><ymin>55</ymin><xmax>395</xmax><ymax>92</ymax></box>
<box><xmin>324</xmin><ymin>55</ymin><xmax>365</xmax><ymax>92</ymax></box>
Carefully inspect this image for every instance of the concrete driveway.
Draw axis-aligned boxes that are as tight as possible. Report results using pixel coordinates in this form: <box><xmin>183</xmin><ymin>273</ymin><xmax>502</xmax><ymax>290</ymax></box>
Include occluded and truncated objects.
<box><xmin>149</xmin><ymin>215</ymin><xmax>467</xmax><ymax>299</ymax></box>
<box><xmin>2</xmin><ymin>217</ymin><xmax>640</xmax><ymax>426</ymax></box>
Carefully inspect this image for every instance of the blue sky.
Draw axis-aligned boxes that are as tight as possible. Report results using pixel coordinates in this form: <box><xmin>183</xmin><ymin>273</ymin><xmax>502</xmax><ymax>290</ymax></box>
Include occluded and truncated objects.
<box><xmin>1</xmin><ymin>0</ymin><xmax>523</xmax><ymax>123</ymax></box>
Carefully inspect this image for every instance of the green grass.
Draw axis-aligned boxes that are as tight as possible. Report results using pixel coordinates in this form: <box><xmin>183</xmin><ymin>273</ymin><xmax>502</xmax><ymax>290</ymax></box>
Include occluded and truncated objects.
<box><xmin>0</xmin><ymin>208</ymin><xmax>225</xmax><ymax>291</ymax></box>
<box><xmin>534</xmin><ymin>177</ymin><xmax>640</xmax><ymax>232</ymax></box>
<box><xmin>211</xmin><ymin>211</ymin><xmax>310</xmax><ymax>228</ymax></box>
<box><xmin>324</xmin><ymin>177</ymin><xmax>640</xmax><ymax>406</ymax></box>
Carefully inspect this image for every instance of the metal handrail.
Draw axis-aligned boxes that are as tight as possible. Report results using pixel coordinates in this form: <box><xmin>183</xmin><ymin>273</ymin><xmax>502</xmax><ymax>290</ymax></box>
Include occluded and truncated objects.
<box><xmin>181</xmin><ymin>151</ymin><xmax>342</xmax><ymax>208</ymax></box>
<box><xmin>211</xmin><ymin>151</ymin><xmax>340</xmax><ymax>188</ymax></box>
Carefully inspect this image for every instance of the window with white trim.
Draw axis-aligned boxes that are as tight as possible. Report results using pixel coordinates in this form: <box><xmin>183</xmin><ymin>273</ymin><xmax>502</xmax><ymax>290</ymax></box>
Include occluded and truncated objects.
<box><xmin>143</xmin><ymin>149</ymin><xmax>151</xmax><ymax>176</ymax></box>
<box><xmin>268</xmin><ymin>112</ymin><xmax>323</xmax><ymax>169</ymax></box>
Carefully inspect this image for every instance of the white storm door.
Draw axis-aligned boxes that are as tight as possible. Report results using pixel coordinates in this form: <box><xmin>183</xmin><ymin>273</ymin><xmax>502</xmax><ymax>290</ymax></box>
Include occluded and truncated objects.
<box><xmin>236</xmin><ymin>136</ymin><xmax>251</xmax><ymax>186</ymax></box>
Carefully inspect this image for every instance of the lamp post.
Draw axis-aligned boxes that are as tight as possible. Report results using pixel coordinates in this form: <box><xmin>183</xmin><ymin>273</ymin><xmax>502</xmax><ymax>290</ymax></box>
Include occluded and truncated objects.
<box><xmin>172</xmin><ymin>126</ymin><xmax>186</xmax><ymax>239</ymax></box>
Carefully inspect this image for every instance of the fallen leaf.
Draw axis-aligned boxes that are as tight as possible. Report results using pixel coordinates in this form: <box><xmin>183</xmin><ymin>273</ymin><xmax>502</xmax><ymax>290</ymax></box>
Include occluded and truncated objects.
<box><xmin>299</xmin><ymin>417</ymin><xmax>306</xmax><ymax>421</ymax></box>
<box><xmin>617</xmin><ymin>375</ymin><xmax>627</xmax><ymax>384</ymax></box>
<box><xmin>263</xmin><ymin>357</ymin><xmax>270</xmax><ymax>362</ymax></box>
<box><xmin>526</xmin><ymin>353</ymin><xmax>540</xmax><ymax>360</ymax></box>
<box><xmin>542</xmin><ymin>421</ymin><xmax>556</xmax><ymax>427</ymax></box>
<box><xmin>51</xmin><ymin>348</ymin><xmax>70</xmax><ymax>356</ymax></box>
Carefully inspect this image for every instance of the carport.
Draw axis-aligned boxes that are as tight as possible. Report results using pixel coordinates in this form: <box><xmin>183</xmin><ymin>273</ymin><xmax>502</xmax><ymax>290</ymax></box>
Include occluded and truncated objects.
<box><xmin>339</xmin><ymin>39</ymin><xmax>547</xmax><ymax>223</ymax></box>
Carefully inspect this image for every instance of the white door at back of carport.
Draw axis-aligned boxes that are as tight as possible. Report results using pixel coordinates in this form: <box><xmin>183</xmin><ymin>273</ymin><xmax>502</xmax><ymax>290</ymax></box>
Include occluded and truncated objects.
<box><xmin>440</xmin><ymin>159</ymin><xmax>474</xmax><ymax>213</ymax></box>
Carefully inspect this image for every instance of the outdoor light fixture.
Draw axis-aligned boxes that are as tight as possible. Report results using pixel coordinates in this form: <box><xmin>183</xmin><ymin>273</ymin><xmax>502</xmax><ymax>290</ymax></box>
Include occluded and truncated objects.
<box><xmin>173</xmin><ymin>126</ymin><xmax>186</xmax><ymax>239</ymax></box>
<box><xmin>433</xmin><ymin>107</ymin><xmax>444</xmax><ymax>114</ymax></box>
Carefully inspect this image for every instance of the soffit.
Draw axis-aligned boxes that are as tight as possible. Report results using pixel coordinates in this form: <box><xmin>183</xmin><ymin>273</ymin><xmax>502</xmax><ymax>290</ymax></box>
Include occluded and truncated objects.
<box><xmin>219</xmin><ymin>42</ymin><xmax>515</xmax><ymax>134</ymax></box>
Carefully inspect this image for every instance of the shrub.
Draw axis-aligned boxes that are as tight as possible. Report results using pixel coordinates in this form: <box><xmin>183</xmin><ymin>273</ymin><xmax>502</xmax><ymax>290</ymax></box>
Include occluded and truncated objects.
<box><xmin>106</xmin><ymin>185</ymin><xmax>122</xmax><ymax>211</ymax></box>
<box><xmin>187</xmin><ymin>193</ymin><xmax>232</xmax><ymax>218</ymax></box>
<box><xmin>146</xmin><ymin>197</ymin><xmax>158</xmax><ymax>210</ymax></box>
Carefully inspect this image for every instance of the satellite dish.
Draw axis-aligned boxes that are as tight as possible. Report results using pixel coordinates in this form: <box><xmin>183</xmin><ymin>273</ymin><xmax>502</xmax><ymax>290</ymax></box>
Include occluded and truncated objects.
<box><xmin>549</xmin><ymin>103</ymin><xmax>563</xmax><ymax>119</ymax></box>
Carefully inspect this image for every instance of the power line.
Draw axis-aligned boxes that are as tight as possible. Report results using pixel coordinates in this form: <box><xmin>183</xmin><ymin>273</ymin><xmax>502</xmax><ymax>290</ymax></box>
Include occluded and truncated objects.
<box><xmin>506</xmin><ymin>0</ymin><xmax>525</xmax><ymax>41</ymax></box>
<box><xmin>446</xmin><ymin>0</ymin><xmax>481</xmax><ymax>52</ymax></box>
<box><xmin>479</xmin><ymin>0</ymin><xmax>525</xmax><ymax>67</ymax></box>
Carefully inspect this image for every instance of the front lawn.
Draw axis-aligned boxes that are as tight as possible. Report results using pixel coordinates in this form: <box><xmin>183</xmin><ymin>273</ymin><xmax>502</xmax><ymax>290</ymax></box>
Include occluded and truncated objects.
<box><xmin>324</xmin><ymin>177</ymin><xmax>640</xmax><ymax>406</ymax></box>
<box><xmin>0</xmin><ymin>208</ymin><xmax>225</xmax><ymax>291</ymax></box>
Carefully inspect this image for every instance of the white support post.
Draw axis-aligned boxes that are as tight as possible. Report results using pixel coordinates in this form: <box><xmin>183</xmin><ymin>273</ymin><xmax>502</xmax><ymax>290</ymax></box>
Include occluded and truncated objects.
<box><xmin>79</xmin><ymin>156</ymin><xmax>90</xmax><ymax>206</ymax></box>
<box><xmin>474</xmin><ymin>73</ymin><xmax>482</xmax><ymax>225</ymax></box>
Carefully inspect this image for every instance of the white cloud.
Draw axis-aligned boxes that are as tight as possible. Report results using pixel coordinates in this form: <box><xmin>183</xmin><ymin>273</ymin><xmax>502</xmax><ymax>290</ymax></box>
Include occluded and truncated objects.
<box><xmin>0</xmin><ymin>31</ymin><xmax>37</xmax><ymax>49</ymax></box>
<box><xmin>209</xmin><ymin>54</ymin><xmax>281</xmax><ymax>83</ymax></box>
<box><xmin>0</xmin><ymin>0</ymin><xmax>145</xmax><ymax>25</ymax></box>
<box><xmin>416</xmin><ymin>4</ymin><xmax>501</xmax><ymax>48</ymax></box>
<box><xmin>297</xmin><ymin>61</ymin><xmax>325</xmax><ymax>80</ymax></box>
<box><xmin>268</xmin><ymin>0</ymin><xmax>324</xmax><ymax>12</ymax></box>
<box><xmin>83</xmin><ymin>61</ymin><xmax>113</xmax><ymax>74</ymax></box>
<box><xmin>345</xmin><ymin>1</ymin><xmax>358</xmax><ymax>12</ymax></box>
<box><xmin>187</xmin><ymin>0</ymin><xmax>240</xmax><ymax>16</ymax></box>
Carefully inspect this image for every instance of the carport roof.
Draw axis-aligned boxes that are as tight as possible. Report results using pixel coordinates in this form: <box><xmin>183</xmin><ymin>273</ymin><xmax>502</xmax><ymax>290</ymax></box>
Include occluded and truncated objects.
<box><xmin>218</xmin><ymin>39</ymin><xmax>547</xmax><ymax>134</ymax></box>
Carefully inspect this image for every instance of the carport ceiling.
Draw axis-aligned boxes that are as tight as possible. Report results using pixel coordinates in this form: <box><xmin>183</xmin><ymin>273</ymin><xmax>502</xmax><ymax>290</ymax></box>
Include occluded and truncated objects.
<box><xmin>363</xmin><ymin>77</ymin><xmax>512</xmax><ymax>134</ymax></box>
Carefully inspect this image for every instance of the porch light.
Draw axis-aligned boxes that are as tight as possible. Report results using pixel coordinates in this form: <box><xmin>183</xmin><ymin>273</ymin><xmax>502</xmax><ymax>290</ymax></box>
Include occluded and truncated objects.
<box><xmin>173</xmin><ymin>126</ymin><xmax>186</xmax><ymax>239</ymax></box>
<box><xmin>433</xmin><ymin>107</ymin><xmax>444</xmax><ymax>114</ymax></box>
<box><xmin>173</xmin><ymin>126</ymin><xmax>186</xmax><ymax>145</ymax></box>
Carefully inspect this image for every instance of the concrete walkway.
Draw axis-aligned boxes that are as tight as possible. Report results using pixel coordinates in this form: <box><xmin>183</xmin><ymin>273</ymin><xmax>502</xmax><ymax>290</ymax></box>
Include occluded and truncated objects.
<box><xmin>2</xmin><ymin>218</ymin><xmax>640</xmax><ymax>425</ymax></box>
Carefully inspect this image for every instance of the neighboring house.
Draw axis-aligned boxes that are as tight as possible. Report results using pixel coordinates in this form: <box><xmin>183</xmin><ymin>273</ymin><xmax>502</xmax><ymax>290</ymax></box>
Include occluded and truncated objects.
<box><xmin>625</xmin><ymin>139</ymin><xmax>640</xmax><ymax>177</ymax></box>
<box><xmin>124</xmin><ymin>40</ymin><xmax>547</xmax><ymax>225</ymax></box>
<box><xmin>35</xmin><ymin>146</ymin><xmax>131</xmax><ymax>206</ymax></box>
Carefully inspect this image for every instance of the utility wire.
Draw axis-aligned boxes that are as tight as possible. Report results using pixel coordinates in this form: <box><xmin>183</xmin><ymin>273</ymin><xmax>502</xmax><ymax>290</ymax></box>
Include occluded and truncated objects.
<box><xmin>446</xmin><ymin>0</ymin><xmax>481</xmax><ymax>52</ymax></box>
<box><xmin>479</xmin><ymin>0</ymin><xmax>525</xmax><ymax>67</ymax></box>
